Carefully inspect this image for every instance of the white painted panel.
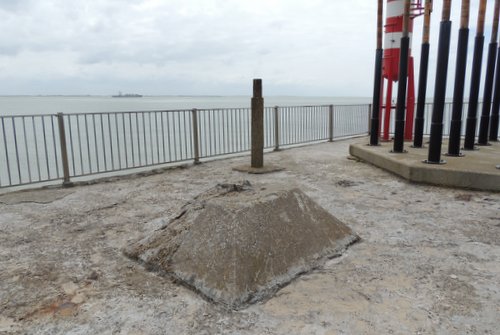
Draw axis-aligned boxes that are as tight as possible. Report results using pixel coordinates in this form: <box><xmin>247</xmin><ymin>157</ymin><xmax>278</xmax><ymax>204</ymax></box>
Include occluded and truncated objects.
<box><xmin>387</xmin><ymin>0</ymin><xmax>404</xmax><ymax>18</ymax></box>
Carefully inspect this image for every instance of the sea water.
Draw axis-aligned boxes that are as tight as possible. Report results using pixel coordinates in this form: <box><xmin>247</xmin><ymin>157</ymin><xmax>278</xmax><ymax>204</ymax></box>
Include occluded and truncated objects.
<box><xmin>0</xmin><ymin>95</ymin><xmax>371</xmax><ymax>116</ymax></box>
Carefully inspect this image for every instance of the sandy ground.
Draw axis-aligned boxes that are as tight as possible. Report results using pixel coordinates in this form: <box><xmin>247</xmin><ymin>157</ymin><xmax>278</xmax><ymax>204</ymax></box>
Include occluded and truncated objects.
<box><xmin>0</xmin><ymin>138</ymin><xmax>499</xmax><ymax>335</ymax></box>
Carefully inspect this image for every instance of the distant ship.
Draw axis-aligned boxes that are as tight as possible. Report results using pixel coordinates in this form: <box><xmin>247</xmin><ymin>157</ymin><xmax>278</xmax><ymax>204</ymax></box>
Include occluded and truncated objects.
<box><xmin>112</xmin><ymin>91</ymin><xmax>143</xmax><ymax>98</ymax></box>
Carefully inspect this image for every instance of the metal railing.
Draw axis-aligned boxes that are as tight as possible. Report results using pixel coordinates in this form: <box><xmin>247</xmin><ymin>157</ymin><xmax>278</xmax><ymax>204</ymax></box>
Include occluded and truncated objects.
<box><xmin>1</xmin><ymin>101</ymin><xmax>475</xmax><ymax>189</ymax></box>
<box><xmin>383</xmin><ymin>101</ymin><xmax>482</xmax><ymax>136</ymax></box>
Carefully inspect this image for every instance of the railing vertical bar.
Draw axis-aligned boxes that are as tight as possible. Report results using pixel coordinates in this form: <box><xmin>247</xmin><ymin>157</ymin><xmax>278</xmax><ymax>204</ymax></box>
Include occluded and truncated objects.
<box><xmin>147</xmin><ymin>112</ymin><xmax>153</xmax><ymax>164</ymax></box>
<box><xmin>283</xmin><ymin>108</ymin><xmax>286</xmax><ymax>145</ymax></box>
<box><xmin>134</xmin><ymin>113</ymin><xmax>139</xmax><ymax>166</ymax></box>
<box><xmin>232</xmin><ymin>109</ymin><xmax>236</xmax><ymax>152</ymax></box>
<box><xmin>211</xmin><ymin>109</ymin><xmax>215</xmax><ymax>155</ymax></box>
<box><xmin>208</xmin><ymin>110</ymin><xmax>213</xmax><ymax>155</ymax></box>
<box><xmin>306</xmin><ymin>107</ymin><xmax>309</xmax><ymax>141</ymax></box>
<box><xmin>92</xmin><ymin>114</ymin><xmax>99</xmax><ymax>172</ymax></box>
<box><xmin>222</xmin><ymin>111</ymin><xmax>229</xmax><ymax>154</ymax></box>
<box><xmin>129</xmin><ymin>113</ymin><xmax>135</xmax><ymax>167</ymax></box>
<box><xmin>161</xmin><ymin>112</ymin><xmax>166</xmax><ymax>162</ymax></box>
<box><xmin>183</xmin><ymin>111</ymin><xmax>187</xmax><ymax>159</ymax></box>
<box><xmin>302</xmin><ymin>108</ymin><xmax>305</xmax><ymax>142</ymax></box>
<box><xmin>308</xmin><ymin>107</ymin><xmax>311</xmax><ymax>141</ymax></box>
<box><xmin>142</xmin><ymin>113</ymin><xmax>147</xmax><ymax>165</ymax></box>
<box><xmin>147</xmin><ymin>112</ymin><xmax>152</xmax><ymax>164</ymax></box>
<box><xmin>274</xmin><ymin>106</ymin><xmax>279</xmax><ymax>150</ymax></box>
<box><xmin>32</xmin><ymin>116</ymin><xmax>41</xmax><ymax>181</ymax></box>
<box><xmin>313</xmin><ymin>107</ymin><xmax>316</xmax><ymax>140</ymax></box>
<box><xmin>114</xmin><ymin>114</ymin><xmax>121</xmax><ymax>169</ymax></box>
<box><xmin>179</xmin><ymin>112</ymin><xmax>184</xmax><ymax>160</ymax></box>
<box><xmin>155</xmin><ymin>112</ymin><xmax>160</xmax><ymax>164</ymax></box>
<box><xmin>77</xmin><ymin>116</ymin><xmax>85</xmax><ymax>174</ymax></box>
<box><xmin>315</xmin><ymin>107</ymin><xmax>318</xmax><ymax>139</ymax></box>
<box><xmin>42</xmin><ymin>117</ymin><xmax>51</xmax><ymax>179</ymax></box>
<box><xmin>183</xmin><ymin>112</ymin><xmax>188</xmax><ymax>159</ymax></box>
<box><xmin>1</xmin><ymin>117</ymin><xmax>12</xmax><ymax>185</ymax></box>
<box><xmin>300</xmin><ymin>107</ymin><xmax>311</xmax><ymax>143</ymax></box>
<box><xmin>214</xmin><ymin>110</ymin><xmax>219</xmax><ymax>154</ymax></box>
<box><xmin>171</xmin><ymin>112</ymin><xmax>177</xmax><ymax>161</ymax></box>
<box><xmin>294</xmin><ymin>107</ymin><xmax>302</xmax><ymax>143</ymax></box>
<box><xmin>167</xmin><ymin>112</ymin><xmax>173</xmax><ymax>161</ymax></box>
<box><xmin>237</xmin><ymin>108</ymin><xmax>241</xmax><ymax>151</ymax></box>
<box><xmin>293</xmin><ymin>108</ymin><xmax>297</xmax><ymax>143</ymax></box>
<box><xmin>202</xmin><ymin>111</ymin><xmax>207</xmax><ymax>156</ymax></box>
<box><xmin>68</xmin><ymin>115</ymin><xmax>76</xmax><ymax>176</ymax></box>
<box><xmin>50</xmin><ymin>116</ymin><xmax>60</xmax><ymax>179</ymax></box>
<box><xmin>22</xmin><ymin>117</ymin><xmax>32</xmax><ymax>183</ymax></box>
<box><xmin>187</xmin><ymin>112</ymin><xmax>193</xmax><ymax>159</ymax></box>
<box><xmin>180</xmin><ymin>111</ymin><xmax>185</xmax><ymax>160</ymax></box>
<box><xmin>295</xmin><ymin>108</ymin><xmax>299</xmax><ymax>144</ymax></box>
<box><xmin>108</xmin><ymin>114</ymin><xmax>115</xmax><ymax>171</ymax></box>
<box><xmin>135</xmin><ymin>113</ymin><xmax>140</xmax><ymax>165</ymax></box>
<box><xmin>100</xmin><ymin>114</ymin><xmax>107</xmax><ymax>171</ymax></box>
<box><xmin>121</xmin><ymin>114</ymin><xmax>128</xmax><ymax>168</ymax></box>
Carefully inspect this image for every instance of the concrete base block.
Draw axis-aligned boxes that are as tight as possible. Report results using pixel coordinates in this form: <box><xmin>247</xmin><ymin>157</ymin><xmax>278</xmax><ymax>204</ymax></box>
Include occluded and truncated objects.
<box><xmin>349</xmin><ymin>139</ymin><xmax>500</xmax><ymax>192</ymax></box>
<box><xmin>232</xmin><ymin>164</ymin><xmax>285</xmax><ymax>174</ymax></box>
<box><xmin>124</xmin><ymin>181</ymin><xmax>358</xmax><ymax>309</ymax></box>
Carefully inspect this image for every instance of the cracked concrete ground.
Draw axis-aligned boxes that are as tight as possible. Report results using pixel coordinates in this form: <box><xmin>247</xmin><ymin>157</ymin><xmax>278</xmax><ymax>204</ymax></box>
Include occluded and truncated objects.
<box><xmin>0</xmin><ymin>138</ymin><xmax>499</xmax><ymax>334</ymax></box>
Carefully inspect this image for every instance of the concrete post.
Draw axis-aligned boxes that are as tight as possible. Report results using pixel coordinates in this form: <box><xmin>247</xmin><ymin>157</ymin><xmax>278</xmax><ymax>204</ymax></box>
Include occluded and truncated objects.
<box><xmin>57</xmin><ymin>113</ymin><xmax>73</xmax><ymax>187</ymax></box>
<box><xmin>251</xmin><ymin>79</ymin><xmax>264</xmax><ymax>168</ymax></box>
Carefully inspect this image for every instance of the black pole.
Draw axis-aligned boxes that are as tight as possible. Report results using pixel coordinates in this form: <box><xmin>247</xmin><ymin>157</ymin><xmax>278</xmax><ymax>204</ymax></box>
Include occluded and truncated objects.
<box><xmin>464</xmin><ymin>0</ymin><xmax>487</xmax><ymax>149</ymax></box>
<box><xmin>393</xmin><ymin>0</ymin><xmax>411</xmax><ymax>153</ymax></box>
<box><xmin>370</xmin><ymin>0</ymin><xmax>384</xmax><ymax>146</ymax></box>
<box><xmin>489</xmin><ymin>46</ymin><xmax>500</xmax><ymax>141</ymax></box>
<box><xmin>393</xmin><ymin>36</ymin><xmax>410</xmax><ymax>153</ymax></box>
<box><xmin>413</xmin><ymin>43</ymin><xmax>430</xmax><ymax>148</ymax></box>
<box><xmin>426</xmin><ymin>20</ymin><xmax>452</xmax><ymax>164</ymax></box>
<box><xmin>370</xmin><ymin>49</ymin><xmax>383</xmax><ymax>146</ymax></box>
<box><xmin>477</xmin><ymin>42</ymin><xmax>498</xmax><ymax>144</ymax></box>
<box><xmin>447</xmin><ymin>27</ymin><xmax>469</xmax><ymax>156</ymax></box>
<box><xmin>478</xmin><ymin>0</ymin><xmax>500</xmax><ymax>144</ymax></box>
<box><xmin>463</xmin><ymin>35</ymin><xmax>485</xmax><ymax>149</ymax></box>
<box><xmin>414</xmin><ymin>0</ymin><xmax>433</xmax><ymax>148</ymax></box>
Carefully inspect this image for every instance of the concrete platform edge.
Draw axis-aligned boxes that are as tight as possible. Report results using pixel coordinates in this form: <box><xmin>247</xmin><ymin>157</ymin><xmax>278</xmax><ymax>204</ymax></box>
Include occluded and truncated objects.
<box><xmin>349</xmin><ymin>142</ymin><xmax>500</xmax><ymax>192</ymax></box>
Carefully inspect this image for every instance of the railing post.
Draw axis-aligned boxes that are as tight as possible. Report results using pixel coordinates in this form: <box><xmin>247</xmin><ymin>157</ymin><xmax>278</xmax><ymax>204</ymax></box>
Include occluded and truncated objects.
<box><xmin>57</xmin><ymin>113</ymin><xmax>72</xmax><ymax>187</ymax></box>
<box><xmin>368</xmin><ymin>104</ymin><xmax>373</xmax><ymax>135</ymax></box>
<box><xmin>274</xmin><ymin>106</ymin><xmax>280</xmax><ymax>151</ymax></box>
<box><xmin>191</xmin><ymin>108</ymin><xmax>201</xmax><ymax>164</ymax></box>
<box><xmin>329</xmin><ymin>104</ymin><xmax>334</xmax><ymax>142</ymax></box>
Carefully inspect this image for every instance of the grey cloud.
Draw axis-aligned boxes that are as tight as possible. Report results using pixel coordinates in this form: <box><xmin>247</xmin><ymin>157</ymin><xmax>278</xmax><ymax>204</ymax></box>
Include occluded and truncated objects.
<box><xmin>0</xmin><ymin>0</ymin><xmax>32</xmax><ymax>12</ymax></box>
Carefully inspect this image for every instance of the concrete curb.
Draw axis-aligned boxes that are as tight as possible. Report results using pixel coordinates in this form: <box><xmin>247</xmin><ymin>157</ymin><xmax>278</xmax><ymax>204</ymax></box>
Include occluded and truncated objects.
<box><xmin>349</xmin><ymin>140</ymin><xmax>500</xmax><ymax>192</ymax></box>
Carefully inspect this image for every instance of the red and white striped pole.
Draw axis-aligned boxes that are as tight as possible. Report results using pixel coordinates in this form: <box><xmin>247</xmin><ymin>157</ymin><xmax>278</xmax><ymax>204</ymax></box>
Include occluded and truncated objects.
<box><xmin>382</xmin><ymin>0</ymin><xmax>419</xmax><ymax>141</ymax></box>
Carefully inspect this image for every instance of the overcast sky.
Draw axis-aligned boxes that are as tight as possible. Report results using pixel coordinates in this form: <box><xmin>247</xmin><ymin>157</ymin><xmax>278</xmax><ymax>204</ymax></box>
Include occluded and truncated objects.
<box><xmin>0</xmin><ymin>0</ymin><xmax>499</xmax><ymax>96</ymax></box>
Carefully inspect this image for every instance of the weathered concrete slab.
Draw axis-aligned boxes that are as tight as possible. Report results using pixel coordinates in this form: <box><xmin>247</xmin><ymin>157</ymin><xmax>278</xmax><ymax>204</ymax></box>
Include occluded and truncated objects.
<box><xmin>0</xmin><ymin>189</ymin><xmax>74</xmax><ymax>204</ymax></box>
<box><xmin>350</xmin><ymin>139</ymin><xmax>500</xmax><ymax>191</ymax></box>
<box><xmin>124</xmin><ymin>181</ymin><xmax>358</xmax><ymax>309</ymax></box>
